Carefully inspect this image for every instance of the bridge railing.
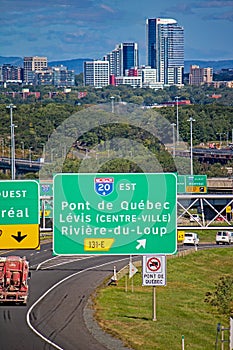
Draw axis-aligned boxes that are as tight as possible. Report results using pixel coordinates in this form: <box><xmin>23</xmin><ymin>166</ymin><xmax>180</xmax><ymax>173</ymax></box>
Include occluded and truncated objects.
<box><xmin>39</xmin><ymin>194</ymin><xmax>233</xmax><ymax>232</ymax></box>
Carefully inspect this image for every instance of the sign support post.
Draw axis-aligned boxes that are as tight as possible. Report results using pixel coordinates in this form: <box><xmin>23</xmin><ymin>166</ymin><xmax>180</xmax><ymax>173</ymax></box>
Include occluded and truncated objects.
<box><xmin>153</xmin><ymin>287</ymin><xmax>157</xmax><ymax>321</ymax></box>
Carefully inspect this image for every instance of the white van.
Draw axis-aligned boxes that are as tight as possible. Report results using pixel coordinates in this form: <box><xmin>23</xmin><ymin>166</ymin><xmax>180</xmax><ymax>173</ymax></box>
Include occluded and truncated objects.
<box><xmin>190</xmin><ymin>214</ymin><xmax>200</xmax><ymax>223</ymax></box>
<box><xmin>216</xmin><ymin>231</ymin><xmax>233</xmax><ymax>245</ymax></box>
<box><xmin>183</xmin><ymin>232</ymin><xmax>200</xmax><ymax>246</ymax></box>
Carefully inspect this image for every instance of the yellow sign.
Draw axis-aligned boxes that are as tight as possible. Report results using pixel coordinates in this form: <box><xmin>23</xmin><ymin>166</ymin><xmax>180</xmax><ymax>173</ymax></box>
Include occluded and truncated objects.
<box><xmin>0</xmin><ymin>224</ymin><xmax>40</xmax><ymax>250</ymax></box>
<box><xmin>177</xmin><ymin>230</ymin><xmax>185</xmax><ymax>241</ymax></box>
<box><xmin>40</xmin><ymin>210</ymin><xmax>51</xmax><ymax>217</ymax></box>
<box><xmin>84</xmin><ymin>238</ymin><xmax>114</xmax><ymax>251</ymax></box>
<box><xmin>186</xmin><ymin>186</ymin><xmax>207</xmax><ymax>193</ymax></box>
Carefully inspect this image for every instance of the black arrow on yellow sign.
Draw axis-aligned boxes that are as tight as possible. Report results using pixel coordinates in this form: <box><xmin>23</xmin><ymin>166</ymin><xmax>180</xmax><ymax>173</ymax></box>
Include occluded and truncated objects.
<box><xmin>11</xmin><ymin>231</ymin><xmax>27</xmax><ymax>243</ymax></box>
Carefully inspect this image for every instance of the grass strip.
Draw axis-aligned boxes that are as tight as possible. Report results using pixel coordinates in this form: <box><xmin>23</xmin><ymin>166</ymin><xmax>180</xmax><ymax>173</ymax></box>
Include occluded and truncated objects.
<box><xmin>93</xmin><ymin>248</ymin><xmax>233</xmax><ymax>350</ymax></box>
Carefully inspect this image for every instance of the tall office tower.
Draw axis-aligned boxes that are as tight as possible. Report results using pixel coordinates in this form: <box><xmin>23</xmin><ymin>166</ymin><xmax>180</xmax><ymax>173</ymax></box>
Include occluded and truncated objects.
<box><xmin>83</xmin><ymin>60</ymin><xmax>109</xmax><ymax>87</ymax></box>
<box><xmin>146</xmin><ymin>18</ymin><xmax>184</xmax><ymax>86</ymax></box>
<box><xmin>120</xmin><ymin>43</ymin><xmax>139</xmax><ymax>76</ymax></box>
<box><xmin>106</xmin><ymin>42</ymin><xmax>139</xmax><ymax>77</ymax></box>
<box><xmin>23</xmin><ymin>56</ymin><xmax>48</xmax><ymax>83</ymax></box>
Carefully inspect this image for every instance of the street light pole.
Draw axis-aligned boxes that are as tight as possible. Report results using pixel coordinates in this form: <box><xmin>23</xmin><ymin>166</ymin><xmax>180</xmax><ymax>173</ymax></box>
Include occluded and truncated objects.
<box><xmin>110</xmin><ymin>96</ymin><xmax>115</xmax><ymax>113</ymax></box>
<box><xmin>175</xmin><ymin>96</ymin><xmax>179</xmax><ymax>145</ymax></box>
<box><xmin>6</xmin><ymin>103</ymin><xmax>16</xmax><ymax>180</ymax></box>
<box><xmin>29</xmin><ymin>147</ymin><xmax>33</xmax><ymax>167</ymax></box>
<box><xmin>188</xmin><ymin>117</ymin><xmax>195</xmax><ymax>175</ymax></box>
<box><xmin>0</xmin><ymin>138</ymin><xmax>4</xmax><ymax>157</ymax></box>
<box><xmin>217</xmin><ymin>132</ymin><xmax>224</xmax><ymax>149</ymax></box>
<box><xmin>171</xmin><ymin>123</ymin><xmax>176</xmax><ymax>157</ymax></box>
<box><xmin>21</xmin><ymin>141</ymin><xmax>25</xmax><ymax>158</ymax></box>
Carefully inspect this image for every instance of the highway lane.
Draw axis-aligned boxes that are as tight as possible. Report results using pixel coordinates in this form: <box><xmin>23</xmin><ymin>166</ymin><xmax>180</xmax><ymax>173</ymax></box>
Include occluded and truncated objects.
<box><xmin>0</xmin><ymin>242</ymin><xmax>54</xmax><ymax>350</ymax></box>
<box><xmin>29</xmin><ymin>255</ymin><xmax>132</xmax><ymax>350</ymax></box>
<box><xmin>0</xmin><ymin>241</ymin><xmax>53</xmax><ymax>267</ymax></box>
<box><xmin>0</xmin><ymin>243</ymin><xmax>131</xmax><ymax>350</ymax></box>
<box><xmin>0</xmin><ymin>242</ymin><xmax>227</xmax><ymax>350</ymax></box>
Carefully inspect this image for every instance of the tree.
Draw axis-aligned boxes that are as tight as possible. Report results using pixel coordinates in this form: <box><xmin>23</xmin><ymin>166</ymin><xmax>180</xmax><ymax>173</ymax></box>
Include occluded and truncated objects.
<box><xmin>205</xmin><ymin>276</ymin><xmax>233</xmax><ymax>316</ymax></box>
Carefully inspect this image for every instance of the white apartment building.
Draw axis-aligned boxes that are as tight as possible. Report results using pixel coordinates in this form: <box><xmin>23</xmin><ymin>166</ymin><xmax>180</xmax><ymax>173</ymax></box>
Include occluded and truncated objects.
<box><xmin>115</xmin><ymin>76</ymin><xmax>142</xmax><ymax>88</ymax></box>
<box><xmin>140</xmin><ymin>66</ymin><xmax>157</xmax><ymax>85</ymax></box>
<box><xmin>84</xmin><ymin>60</ymin><xmax>110</xmax><ymax>87</ymax></box>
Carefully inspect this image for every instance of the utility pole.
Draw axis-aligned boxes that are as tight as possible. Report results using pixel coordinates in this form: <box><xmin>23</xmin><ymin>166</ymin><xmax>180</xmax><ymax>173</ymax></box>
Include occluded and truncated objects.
<box><xmin>6</xmin><ymin>103</ymin><xmax>16</xmax><ymax>180</ymax></box>
<box><xmin>171</xmin><ymin>123</ymin><xmax>176</xmax><ymax>157</ymax></box>
<box><xmin>175</xmin><ymin>96</ymin><xmax>180</xmax><ymax>145</ymax></box>
<box><xmin>188</xmin><ymin>117</ymin><xmax>195</xmax><ymax>175</ymax></box>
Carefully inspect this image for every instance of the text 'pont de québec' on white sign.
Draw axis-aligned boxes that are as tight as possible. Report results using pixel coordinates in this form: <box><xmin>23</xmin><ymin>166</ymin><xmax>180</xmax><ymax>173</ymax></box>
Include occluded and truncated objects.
<box><xmin>142</xmin><ymin>255</ymin><xmax>166</xmax><ymax>286</ymax></box>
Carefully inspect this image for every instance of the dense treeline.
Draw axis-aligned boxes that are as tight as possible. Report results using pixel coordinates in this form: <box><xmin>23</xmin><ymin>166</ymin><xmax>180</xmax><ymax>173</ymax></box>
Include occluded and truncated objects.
<box><xmin>0</xmin><ymin>83</ymin><xmax>233</xmax><ymax>178</ymax></box>
<box><xmin>0</xmin><ymin>79</ymin><xmax>233</xmax><ymax>106</ymax></box>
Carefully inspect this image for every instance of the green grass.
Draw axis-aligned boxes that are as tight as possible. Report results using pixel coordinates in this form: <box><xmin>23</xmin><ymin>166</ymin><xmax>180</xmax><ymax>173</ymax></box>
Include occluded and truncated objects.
<box><xmin>93</xmin><ymin>249</ymin><xmax>233</xmax><ymax>350</ymax></box>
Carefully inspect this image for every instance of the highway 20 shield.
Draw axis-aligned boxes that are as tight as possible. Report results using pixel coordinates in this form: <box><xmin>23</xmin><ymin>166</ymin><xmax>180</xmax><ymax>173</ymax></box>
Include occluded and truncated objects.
<box><xmin>94</xmin><ymin>177</ymin><xmax>114</xmax><ymax>196</ymax></box>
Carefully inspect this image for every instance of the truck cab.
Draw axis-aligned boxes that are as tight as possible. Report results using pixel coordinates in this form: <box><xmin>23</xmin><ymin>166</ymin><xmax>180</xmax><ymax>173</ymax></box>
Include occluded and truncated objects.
<box><xmin>0</xmin><ymin>256</ymin><xmax>30</xmax><ymax>305</ymax></box>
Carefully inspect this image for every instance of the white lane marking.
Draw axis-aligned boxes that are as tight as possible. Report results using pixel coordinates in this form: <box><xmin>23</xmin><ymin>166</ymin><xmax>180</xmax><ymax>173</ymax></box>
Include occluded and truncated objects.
<box><xmin>36</xmin><ymin>255</ymin><xmax>95</xmax><ymax>271</ymax></box>
<box><xmin>35</xmin><ymin>256</ymin><xmax>66</xmax><ymax>271</ymax></box>
<box><xmin>27</xmin><ymin>256</ymin><xmax>129</xmax><ymax>350</ymax></box>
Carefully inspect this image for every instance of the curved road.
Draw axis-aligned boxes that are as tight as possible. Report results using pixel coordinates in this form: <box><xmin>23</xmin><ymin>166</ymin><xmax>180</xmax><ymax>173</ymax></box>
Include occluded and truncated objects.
<box><xmin>0</xmin><ymin>242</ymin><xmax>132</xmax><ymax>350</ymax></box>
<box><xmin>0</xmin><ymin>242</ymin><xmax>229</xmax><ymax>350</ymax></box>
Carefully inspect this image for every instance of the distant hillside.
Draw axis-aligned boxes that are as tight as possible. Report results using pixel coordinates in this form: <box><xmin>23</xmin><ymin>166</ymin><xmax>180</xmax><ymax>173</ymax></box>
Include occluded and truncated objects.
<box><xmin>0</xmin><ymin>56</ymin><xmax>232</xmax><ymax>74</ymax></box>
<box><xmin>49</xmin><ymin>58</ymin><xmax>93</xmax><ymax>74</ymax></box>
<box><xmin>184</xmin><ymin>60</ymin><xmax>233</xmax><ymax>73</ymax></box>
<box><xmin>0</xmin><ymin>56</ymin><xmax>23</xmax><ymax>66</ymax></box>
<box><xmin>0</xmin><ymin>56</ymin><xmax>92</xmax><ymax>74</ymax></box>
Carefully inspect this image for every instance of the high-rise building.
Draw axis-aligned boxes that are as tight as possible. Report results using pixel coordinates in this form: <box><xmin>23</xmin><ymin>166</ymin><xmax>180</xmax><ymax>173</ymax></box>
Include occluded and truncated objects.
<box><xmin>146</xmin><ymin>18</ymin><xmax>184</xmax><ymax>86</ymax></box>
<box><xmin>52</xmin><ymin>66</ymin><xmax>75</xmax><ymax>86</ymax></box>
<box><xmin>104</xmin><ymin>48</ymin><xmax>121</xmax><ymax>77</ymax></box>
<box><xmin>1</xmin><ymin>64</ymin><xmax>23</xmax><ymax>83</ymax></box>
<box><xmin>189</xmin><ymin>65</ymin><xmax>213</xmax><ymax>86</ymax></box>
<box><xmin>83</xmin><ymin>60</ymin><xmax>109</xmax><ymax>87</ymax></box>
<box><xmin>23</xmin><ymin>56</ymin><xmax>48</xmax><ymax>83</ymax></box>
<box><xmin>105</xmin><ymin>42</ymin><xmax>139</xmax><ymax>77</ymax></box>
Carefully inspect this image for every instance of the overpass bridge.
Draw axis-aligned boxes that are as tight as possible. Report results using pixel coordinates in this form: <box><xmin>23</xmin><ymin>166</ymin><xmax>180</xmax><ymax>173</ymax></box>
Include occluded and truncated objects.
<box><xmin>177</xmin><ymin>193</ymin><xmax>233</xmax><ymax>230</ymax></box>
<box><xmin>1</xmin><ymin>147</ymin><xmax>233</xmax><ymax>176</ymax></box>
<box><xmin>177</xmin><ymin>147</ymin><xmax>233</xmax><ymax>165</ymax></box>
<box><xmin>0</xmin><ymin>157</ymin><xmax>44</xmax><ymax>175</ymax></box>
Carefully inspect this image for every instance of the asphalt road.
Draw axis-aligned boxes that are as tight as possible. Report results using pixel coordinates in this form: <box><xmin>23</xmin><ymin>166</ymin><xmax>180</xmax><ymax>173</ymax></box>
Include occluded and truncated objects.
<box><xmin>0</xmin><ymin>241</ymin><xmax>228</xmax><ymax>350</ymax></box>
<box><xmin>0</xmin><ymin>242</ymin><xmax>132</xmax><ymax>350</ymax></box>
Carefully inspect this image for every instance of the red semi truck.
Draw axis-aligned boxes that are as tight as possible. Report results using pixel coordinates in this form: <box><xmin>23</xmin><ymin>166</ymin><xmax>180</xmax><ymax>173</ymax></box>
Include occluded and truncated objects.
<box><xmin>0</xmin><ymin>256</ymin><xmax>30</xmax><ymax>305</ymax></box>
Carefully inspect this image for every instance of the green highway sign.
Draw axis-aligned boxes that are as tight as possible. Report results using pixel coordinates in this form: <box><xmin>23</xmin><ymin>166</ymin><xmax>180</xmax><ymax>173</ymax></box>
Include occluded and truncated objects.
<box><xmin>0</xmin><ymin>180</ymin><xmax>40</xmax><ymax>249</ymax></box>
<box><xmin>177</xmin><ymin>175</ymin><xmax>207</xmax><ymax>193</ymax></box>
<box><xmin>39</xmin><ymin>180</ymin><xmax>53</xmax><ymax>218</ymax></box>
<box><xmin>177</xmin><ymin>175</ymin><xmax>186</xmax><ymax>193</ymax></box>
<box><xmin>53</xmin><ymin>173</ymin><xmax>177</xmax><ymax>255</ymax></box>
<box><xmin>185</xmin><ymin>175</ymin><xmax>207</xmax><ymax>193</ymax></box>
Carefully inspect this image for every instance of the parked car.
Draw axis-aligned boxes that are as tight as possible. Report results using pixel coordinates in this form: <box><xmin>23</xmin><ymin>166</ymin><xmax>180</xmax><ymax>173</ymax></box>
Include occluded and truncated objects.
<box><xmin>216</xmin><ymin>216</ymin><xmax>227</xmax><ymax>222</ymax></box>
<box><xmin>216</xmin><ymin>231</ymin><xmax>233</xmax><ymax>245</ymax></box>
<box><xmin>183</xmin><ymin>232</ymin><xmax>200</xmax><ymax>245</ymax></box>
<box><xmin>190</xmin><ymin>214</ymin><xmax>200</xmax><ymax>222</ymax></box>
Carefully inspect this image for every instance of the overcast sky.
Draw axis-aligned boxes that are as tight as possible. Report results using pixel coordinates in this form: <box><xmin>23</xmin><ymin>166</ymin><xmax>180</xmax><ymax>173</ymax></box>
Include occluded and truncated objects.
<box><xmin>0</xmin><ymin>0</ymin><xmax>232</xmax><ymax>63</ymax></box>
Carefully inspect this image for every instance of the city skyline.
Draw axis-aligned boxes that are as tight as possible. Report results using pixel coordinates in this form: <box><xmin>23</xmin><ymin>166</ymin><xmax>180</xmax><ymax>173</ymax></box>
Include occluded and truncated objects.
<box><xmin>0</xmin><ymin>0</ymin><xmax>233</xmax><ymax>63</ymax></box>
